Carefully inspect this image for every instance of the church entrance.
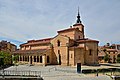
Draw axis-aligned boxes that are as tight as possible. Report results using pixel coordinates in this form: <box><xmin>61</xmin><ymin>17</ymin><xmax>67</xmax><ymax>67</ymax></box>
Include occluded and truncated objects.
<box><xmin>58</xmin><ymin>53</ymin><xmax>61</xmax><ymax>65</ymax></box>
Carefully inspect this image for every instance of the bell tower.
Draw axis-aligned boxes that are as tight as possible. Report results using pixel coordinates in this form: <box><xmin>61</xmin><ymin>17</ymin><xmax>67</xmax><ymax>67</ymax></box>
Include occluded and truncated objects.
<box><xmin>76</xmin><ymin>7</ymin><xmax>82</xmax><ymax>24</ymax></box>
<box><xmin>73</xmin><ymin>8</ymin><xmax>85</xmax><ymax>39</ymax></box>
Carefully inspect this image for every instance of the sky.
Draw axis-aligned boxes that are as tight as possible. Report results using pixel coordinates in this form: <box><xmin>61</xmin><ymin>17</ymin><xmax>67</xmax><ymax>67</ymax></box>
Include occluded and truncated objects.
<box><xmin>0</xmin><ymin>0</ymin><xmax>120</xmax><ymax>47</ymax></box>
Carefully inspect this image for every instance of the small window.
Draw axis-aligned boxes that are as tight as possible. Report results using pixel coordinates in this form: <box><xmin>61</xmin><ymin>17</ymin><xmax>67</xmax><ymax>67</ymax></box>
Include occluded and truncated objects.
<box><xmin>47</xmin><ymin>56</ymin><xmax>50</xmax><ymax>63</ymax></box>
<box><xmin>58</xmin><ymin>50</ymin><xmax>60</xmax><ymax>54</ymax></box>
<box><xmin>57</xmin><ymin>40</ymin><xmax>60</xmax><ymax>47</ymax></box>
<box><xmin>89</xmin><ymin>49</ymin><xmax>92</xmax><ymax>55</ymax></box>
<box><xmin>40</xmin><ymin>56</ymin><xmax>42</xmax><ymax>63</ymax></box>
<box><xmin>78</xmin><ymin>36</ymin><xmax>80</xmax><ymax>39</ymax></box>
<box><xmin>71</xmin><ymin>54</ymin><xmax>72</xmax><ymax>58</ymax></box>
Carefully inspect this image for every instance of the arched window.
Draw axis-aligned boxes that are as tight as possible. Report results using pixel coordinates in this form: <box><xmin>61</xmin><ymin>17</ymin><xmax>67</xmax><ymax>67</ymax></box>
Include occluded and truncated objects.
<box><xmin>58</xmin><ymin>50</ymin><xmax>60</xmax><ymax>54</ymax></box>
<box><xmin>71</xmin><ymin>54</ymin><xmax>72</xmax><ymax>58</ymax></box>
<box><xmin>57</xmin><ymin>40</ymin><xmax>60</xmax><ymax>47</ymax></box>
<box><xmin>89</xmin><ymin>49</ymin><xmax>92</xmax><ymax>55</ymax></box>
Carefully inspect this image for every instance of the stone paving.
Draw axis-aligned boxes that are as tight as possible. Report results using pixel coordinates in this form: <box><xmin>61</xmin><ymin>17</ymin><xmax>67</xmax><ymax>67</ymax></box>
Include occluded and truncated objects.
<box><xmin>2</xmin><ymin>64</ymin><xmax>115</xmax><ymax>80</ymax></box>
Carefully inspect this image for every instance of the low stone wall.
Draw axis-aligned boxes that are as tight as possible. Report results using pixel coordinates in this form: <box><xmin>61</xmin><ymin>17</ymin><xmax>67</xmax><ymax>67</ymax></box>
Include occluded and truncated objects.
<box><xmin>0</xmin><ymin>78</ymin><xmax>43</xmax><ymax>80</ymax></box>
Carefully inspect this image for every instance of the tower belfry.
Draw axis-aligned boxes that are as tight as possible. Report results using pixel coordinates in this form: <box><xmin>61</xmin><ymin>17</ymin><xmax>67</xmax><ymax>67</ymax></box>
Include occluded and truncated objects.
<box><xmin>73</xmin><ymin>7</ymin><xmax>84</xmax><ymax>38</ymax></box>
<box><xmin>76</xmin><ymin>7</ymin><xmax>82</xmax><ymax>24</ymax></box>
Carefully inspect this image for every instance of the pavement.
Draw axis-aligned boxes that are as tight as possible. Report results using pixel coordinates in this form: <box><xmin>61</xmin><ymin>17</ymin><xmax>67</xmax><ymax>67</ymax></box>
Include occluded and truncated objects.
<box><xmin>1</xmin><ymin>64</ymin><xmax>118</xmax><ymax>80</ymax></box>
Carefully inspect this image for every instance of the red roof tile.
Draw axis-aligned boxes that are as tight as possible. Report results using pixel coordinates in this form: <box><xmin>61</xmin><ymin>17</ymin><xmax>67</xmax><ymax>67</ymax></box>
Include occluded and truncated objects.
<box><xmin>98</xmin><ymin>52</ymin><xmax>105</xmax><ymax>57</ymax></box>
<box><xmin>70</xmin><ymin>46</ymin><xmax>84</xmax><ymax>49</ymax></box>
<box><xmin>20</xmin><ymin>38</ymin><xmax>52</xmax><ymax>46</ymax></box>
<box><xmin>73</xmin><ymin>23</ymin><xmax>84</xmax><ymax>26</ymax></box>
<box><xmin>76</xmin><ymin>39</ymin><xmax>99</xmax><ymax>43</ymax></box>
<box><xmin>107</xmin><ymin>49</ymin><xmax>118</xmax><ymax>52</ymax></box>
<box><xmin>57</xmin><ymin>28</ymin><xmax>79</xmax><ymax>33</ymax></box>
<box><xmin>13</xmin><ymin>49</ymin><xmax>48</xmax><ymax>54</ymax></box>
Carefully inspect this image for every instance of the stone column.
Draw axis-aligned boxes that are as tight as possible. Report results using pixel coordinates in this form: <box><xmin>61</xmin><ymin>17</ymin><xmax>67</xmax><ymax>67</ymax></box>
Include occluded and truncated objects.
<box><xmin>36</xmin><ymin>56</ymin><xmax>37</xmax><ymax>63</ymax></box>
<box><xmin>32</xmin><ymin>56</ymin><xmax>34</xmax><ymax>64</ymax></box>
<box><xmin>28</xmin><ymin>56</ymin><xmax>30</xmax><ymax>64</ymax></box>
<box><xmin>19</xmin><ymin>55</ymin><xmax>20</xmax><ymax>61</ymax></box>
<box><xmin>43</xmin><ymin>55</ymin><xmax>46</xmax><ymax>66</ymax></box>
<box><xmin>29</xmin><ymin>56</ymin><xmax>32</xmax><ymax>65</ymax></box>
<box><xmin>21</xmin><ymin>56</ymin><xmax>23</xmax><ymax>62</ymax></box>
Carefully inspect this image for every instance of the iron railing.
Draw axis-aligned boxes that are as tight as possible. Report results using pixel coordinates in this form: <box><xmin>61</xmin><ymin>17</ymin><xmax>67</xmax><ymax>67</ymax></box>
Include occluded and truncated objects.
<box><xmin>0</xmin><ymin>70</ymin><xmax>41</xmax><ymax>77</ymax></box>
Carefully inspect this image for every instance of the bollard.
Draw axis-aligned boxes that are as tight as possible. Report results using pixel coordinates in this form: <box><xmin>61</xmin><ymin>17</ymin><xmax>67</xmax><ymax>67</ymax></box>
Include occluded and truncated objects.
<box><xmin>77</xmin><ymin>63</ymin><xmax>81</xmax><ymax>73</ymax></box>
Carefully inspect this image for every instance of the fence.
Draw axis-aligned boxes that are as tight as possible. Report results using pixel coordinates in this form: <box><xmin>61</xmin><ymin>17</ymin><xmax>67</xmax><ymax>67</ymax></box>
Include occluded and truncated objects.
<box><xmin>0</xmin><ymin>70</ymin><xmax>41</xmax><ymax>77</ymax></box>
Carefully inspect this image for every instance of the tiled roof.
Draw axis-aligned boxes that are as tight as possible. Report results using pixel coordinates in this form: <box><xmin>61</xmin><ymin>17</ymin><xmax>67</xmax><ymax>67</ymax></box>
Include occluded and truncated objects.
<box><xmin>20</xmin><ymin>38</ymin><xmax>52</xmax><ymax>46</ymax></box>
<box><xmin>13</xmin><ymin>49</ymin><xmax>48</xmax><ymax>54</ymax></box>
<box><xmin>76</xmin><ymin>38</ymin><xmax>99</xmax><ymax>43</ymax></box>
<box><xmin>69</xmin><ymin>46</ymin><xmax>84</xmax><ymax>49</ymax></box>
<box><xmin>111</xmin><ymin>44</ymin><xmax>120</xmax><ymax>46</ymax></box>
<box><xmin>57</xmin><ymin>27</ymin><xmax>79</xmax><ymax>33</ymax></box>
<box><xmin>106</xmin><ymin>49</ymin><xmax>118</xmax><ymax>52</ymax></box>
<box><xmin>98</xmin><ymin>51</ymin><xmax>105</xmax><ymax>57</ymax></box>
<box><xmin>28</xmin><ymin>38</ymin><xmax>52</xmax><ymax>43</ymax></box>
<box><xmin>21</xmin><ymin>41</ymin><xmax>50</xmax><ymax>46</ymax></box>
<box><xmin>73</xmin><ymin>23</ymin><xmax>84</xmax><ymax>26</ymax></box>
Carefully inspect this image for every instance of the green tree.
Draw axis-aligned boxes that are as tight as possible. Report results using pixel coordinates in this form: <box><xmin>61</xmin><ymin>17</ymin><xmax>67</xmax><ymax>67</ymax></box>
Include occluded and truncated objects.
<box><xmin>117</xmin><ymin>54</ymin><xmax>120</xmax><ymax>63</ymax></box>
<box><xmin>0</xmin><ymin>56</ymin><xmax>4</xmax><ymax>66</ymax></box>
<box><xmin>104</xmin><ymin>54</ymin><xmax>110</xmax><ymax>62</ymax></box>
<box><xmin>103</xmin><ymin>48</ymin><xmax>110</xmax><ymax>62</ymax></box>
<box><xmin>12</xmin><ymin>55</ymin><xmax>19</xmax><ymax>64</ymax></box>
<box><xmin>0</xmin><ymin>51</ymin><xmax>12</xmax><ymax>66</ymax></box>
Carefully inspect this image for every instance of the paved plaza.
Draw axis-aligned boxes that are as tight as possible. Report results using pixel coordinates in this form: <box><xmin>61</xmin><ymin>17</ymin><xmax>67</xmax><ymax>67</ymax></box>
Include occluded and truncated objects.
<box><xmin>1</xmin><ymin>64</ymin><xmax>117</xmax><ymax>80</ymax></box>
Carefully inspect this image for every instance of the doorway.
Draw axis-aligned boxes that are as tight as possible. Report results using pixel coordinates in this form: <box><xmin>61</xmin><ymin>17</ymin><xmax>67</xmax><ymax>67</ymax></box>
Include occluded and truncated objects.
<box><xmin>58</xmin><ymin>53</ymin><xmax>61</xmax><ymax>65</ymax></box>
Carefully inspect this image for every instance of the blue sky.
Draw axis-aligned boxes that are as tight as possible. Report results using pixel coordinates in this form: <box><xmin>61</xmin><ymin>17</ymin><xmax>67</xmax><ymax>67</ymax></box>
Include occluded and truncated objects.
<box><xmin>0</xmin><ymin>0</ymin><xmax>120</xmax><ymax>47</ymax></box>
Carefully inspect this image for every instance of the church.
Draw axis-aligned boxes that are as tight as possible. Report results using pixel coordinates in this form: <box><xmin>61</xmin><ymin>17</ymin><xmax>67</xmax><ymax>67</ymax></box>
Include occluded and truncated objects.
<box><xmin>14</xmin><ymin>10</ymin><xmax>99</xmax><ymax>66</ymax></box>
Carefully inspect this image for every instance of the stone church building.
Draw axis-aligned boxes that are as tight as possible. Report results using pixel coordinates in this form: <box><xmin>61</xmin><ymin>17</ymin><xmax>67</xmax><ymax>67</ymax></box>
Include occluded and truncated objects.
<box><xmin>14</xmin><ymin>11</ymin><xmax>99</xmax><ymax>66</ymax></box>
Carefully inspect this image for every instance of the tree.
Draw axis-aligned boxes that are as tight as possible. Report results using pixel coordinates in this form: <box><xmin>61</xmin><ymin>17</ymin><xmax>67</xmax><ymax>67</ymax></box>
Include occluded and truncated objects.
<box><xmin>103</xmin><ymin>49</ymin><xmax>110</xmax><ymax>62</ymax></box>
<box><xmin>12</xmin><ymin>55</ymin><xmax>19</xmax><ymax>64</ymax></box>
<box><xmin>0</xmin><ymin>56</ymin><xmax>4</xmax><ymax>66</ymax></box>
<box><xmin>104</xmin><ymin>54</ymin><xmax>110</xmax><ymax>62</ymax></box>
<box><xmin>0</xmin><ymin>51</ymin><xmax>12</xmax><ymax>66</ymax></box>
<box><xmin>117</xmin><ymin>54</ymin><xmax>120</xmax><ymax>63</ymax></box>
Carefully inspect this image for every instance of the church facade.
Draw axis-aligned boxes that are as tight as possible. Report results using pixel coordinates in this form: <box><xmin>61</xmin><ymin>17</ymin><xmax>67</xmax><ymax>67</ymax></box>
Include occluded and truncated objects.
<box><xmin>14</xmin><ymin>11</ymin><xmax>99</xmax><ymax>66</ymax></box>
